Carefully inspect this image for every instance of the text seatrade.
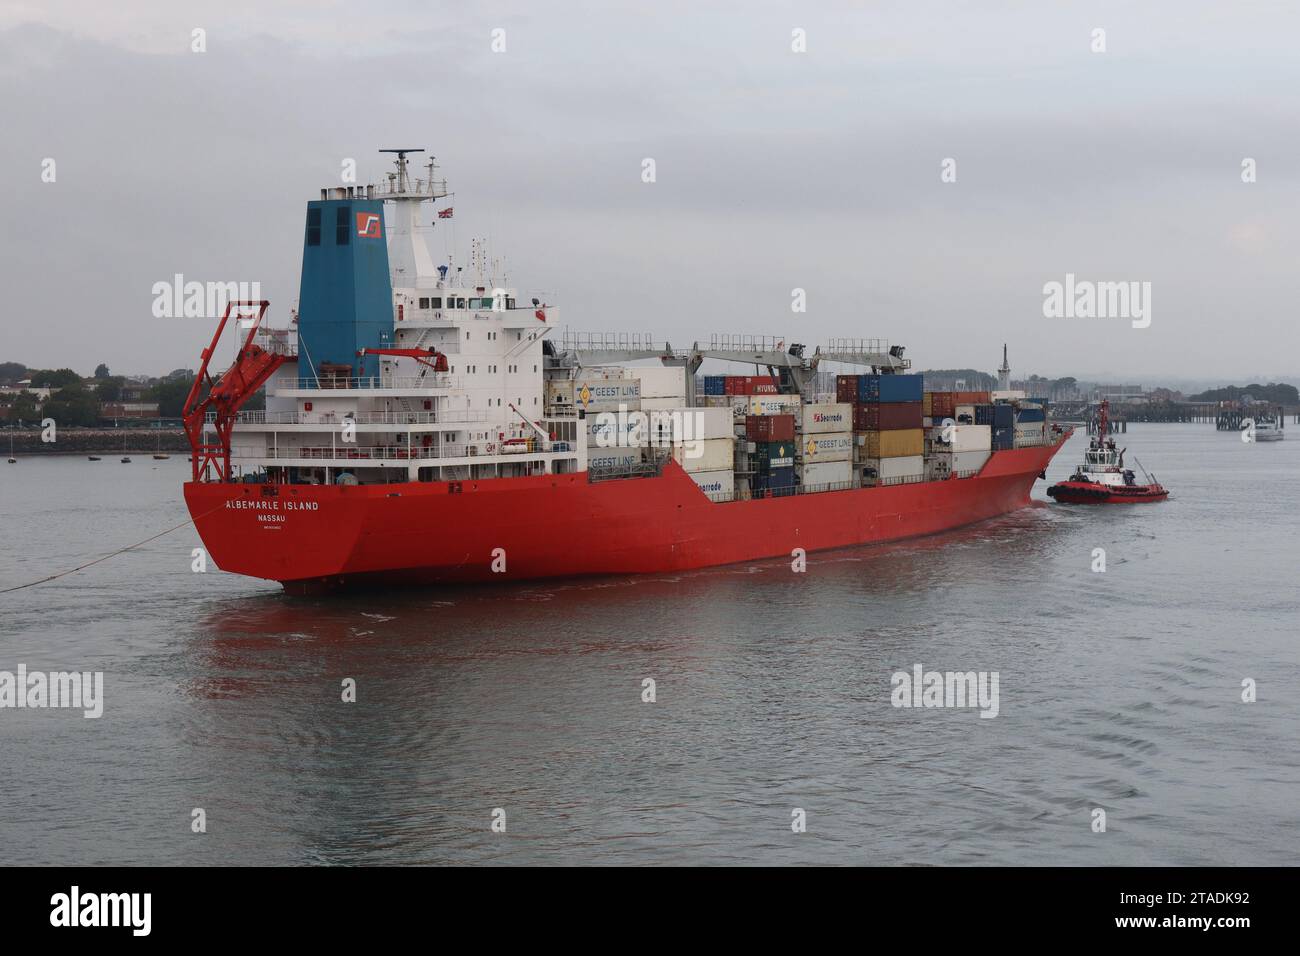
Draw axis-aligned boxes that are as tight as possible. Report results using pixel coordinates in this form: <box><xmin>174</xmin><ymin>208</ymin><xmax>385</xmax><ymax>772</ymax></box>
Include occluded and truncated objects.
<box><xmin>225</xmin><ymin>499</ymin><xmax>320</xmax><ymax>510</ymax></box>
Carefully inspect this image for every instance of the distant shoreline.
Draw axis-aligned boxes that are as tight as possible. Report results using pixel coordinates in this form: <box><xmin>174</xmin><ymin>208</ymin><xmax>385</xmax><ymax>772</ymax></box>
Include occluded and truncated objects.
<box><xmin>2</xmin><ymin>427</ymin><xmax>189</xmax><ymax>454</ymax></box>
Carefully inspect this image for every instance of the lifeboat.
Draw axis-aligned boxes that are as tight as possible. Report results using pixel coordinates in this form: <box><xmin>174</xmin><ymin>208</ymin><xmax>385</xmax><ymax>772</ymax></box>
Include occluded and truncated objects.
<box><xmin>1046</xmin><ymin>400</ymin><xmax>1168</xmax><ymax>505</ymax></box>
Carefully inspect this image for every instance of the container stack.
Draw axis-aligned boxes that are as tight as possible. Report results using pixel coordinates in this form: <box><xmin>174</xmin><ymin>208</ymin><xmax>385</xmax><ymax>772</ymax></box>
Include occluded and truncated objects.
<box><xmin>1013</xmin><ymin>399</ymin><xmax>1048</xmax><ymax>446</ymax></box>
<box><xmin>744</xmin><ymin>412</ymin><xmax>795</xmax><ymax>497</ymax></box>
<box><xmin>839</xmin><ymin>373</ymin><xmax>924</xmax><ymax>485</ymax></box>
<box><xmin>796</xmin><ymin>403</ymin><xmax>853</xmax><ymax>489</ymax></box>
<box><xmin>636</xmin><ymin>366</ymin><xmax>688</xmax><ymax>412</ymax></box>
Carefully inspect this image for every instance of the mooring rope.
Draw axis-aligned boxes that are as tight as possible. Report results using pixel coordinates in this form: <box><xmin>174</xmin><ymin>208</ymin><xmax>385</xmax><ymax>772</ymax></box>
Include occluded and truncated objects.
<box><xmin>0</xmin><ymin>502</ymin><xmax>227</xmax><ymax>595</ymax></box>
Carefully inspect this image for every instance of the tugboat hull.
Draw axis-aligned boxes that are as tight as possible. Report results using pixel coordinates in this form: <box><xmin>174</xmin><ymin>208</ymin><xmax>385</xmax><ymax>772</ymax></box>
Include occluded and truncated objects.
<box><xmin>1046</xmin><ymin>480</ymin><xmax>1167</xmax><ymax>504</ymax></box>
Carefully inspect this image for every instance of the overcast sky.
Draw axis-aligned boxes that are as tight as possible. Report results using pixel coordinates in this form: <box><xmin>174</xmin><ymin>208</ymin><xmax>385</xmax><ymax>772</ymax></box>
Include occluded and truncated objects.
<box><xmin>3</xmin><ymin>0</ymin><xmax>1298</xmax><ymax>384</ymax></box>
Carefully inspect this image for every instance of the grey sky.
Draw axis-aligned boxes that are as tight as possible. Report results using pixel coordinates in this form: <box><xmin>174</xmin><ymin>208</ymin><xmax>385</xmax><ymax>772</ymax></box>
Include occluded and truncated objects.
<box><xmin>3</xmin><ymin>0</ymin><xmax>1298</xmax><ymax>383</ymax></box>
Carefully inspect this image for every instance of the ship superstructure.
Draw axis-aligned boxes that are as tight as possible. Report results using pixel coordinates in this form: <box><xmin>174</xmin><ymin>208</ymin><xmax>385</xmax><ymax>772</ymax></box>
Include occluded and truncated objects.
<box><xmin>183</xmin><ymin>149</ymin><xmax>1073</xmax><ymax>591</ymax></box>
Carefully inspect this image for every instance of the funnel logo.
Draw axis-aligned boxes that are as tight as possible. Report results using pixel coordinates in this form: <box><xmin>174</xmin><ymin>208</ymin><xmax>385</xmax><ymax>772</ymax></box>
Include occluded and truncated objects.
<box><xmin>356</xmin><ymin>212</ymin><xmax>382</xmax><ymax>238</ymax></box>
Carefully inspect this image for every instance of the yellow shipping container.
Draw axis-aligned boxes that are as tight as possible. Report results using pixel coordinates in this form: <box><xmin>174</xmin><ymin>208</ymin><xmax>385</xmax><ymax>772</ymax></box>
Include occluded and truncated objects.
<box><xmin>863</xmin><ymin>428</ymin><xmax>924</xmax><ymax>459</ymax></box>
<box><xmin>922</xmin><ymin>392</ymin><xmax>933</xmax><ymax>417</ymax></box>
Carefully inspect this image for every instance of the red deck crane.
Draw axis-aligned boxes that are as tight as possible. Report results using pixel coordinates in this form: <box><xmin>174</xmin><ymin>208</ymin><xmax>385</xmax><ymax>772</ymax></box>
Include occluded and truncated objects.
<box><xmin>182</xmin><ymin>300</ymin><xmax>291</xmax><ymax>482</ymax></box>
<box><xmin>356</xmin><ymin>346</ymin><xmax>449</xmax><ymax>372</ymax></box>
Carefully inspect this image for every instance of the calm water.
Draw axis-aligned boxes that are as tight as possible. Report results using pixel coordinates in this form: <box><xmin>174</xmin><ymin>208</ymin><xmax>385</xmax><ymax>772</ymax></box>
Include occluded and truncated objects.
<box><xmin>1</xmin><ymin>424</ymin><xmax>1296</xmax><ymax>865</ymax></box>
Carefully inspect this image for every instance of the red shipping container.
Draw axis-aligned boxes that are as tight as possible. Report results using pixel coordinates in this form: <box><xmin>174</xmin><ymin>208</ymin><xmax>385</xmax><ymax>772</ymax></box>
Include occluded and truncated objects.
<box><xmin>853</xmin><ymin>401</ymin><xmax>922</xmax><ymax>431</ymax></box>
<box><xmin>954</xmin><ymin>391</ymin><xmax>990</xmax><ymax>405</ymax></box>
<box><xmin>929</xmin><ymin>392</ymin><xmax>956</xmax><ymax>418</ymax></box>
<box><xmin>748</xmin><ymin>376</ymin><xmax>779</xmax><ymax>394</ymax></box>
<box><xmin>836</xmin><ymin>375</ymin><xmax>860</xmax><ymax>404</ymax></box>
<box><xmin>746</xmin><ymin>413</ymin><xmax>796</xmax><ymax>442</ymax></box>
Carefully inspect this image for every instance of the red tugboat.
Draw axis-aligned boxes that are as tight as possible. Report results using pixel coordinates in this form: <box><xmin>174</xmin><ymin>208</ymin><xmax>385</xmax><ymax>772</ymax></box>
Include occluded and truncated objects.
<box><xmin>1047</xmin><ymin>400</ymin><xmax>1168</xmax><ymax>504</ymax></box>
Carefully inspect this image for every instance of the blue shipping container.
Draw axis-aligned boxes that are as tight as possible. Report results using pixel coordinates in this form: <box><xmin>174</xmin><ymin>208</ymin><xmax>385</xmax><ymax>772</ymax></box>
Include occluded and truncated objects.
<box><xmin>1017</xmin><ymin>407</ymin><xmax>1045</xmax><ymax>423</ymax></box>
<box><xmin>974</xmin><ymin>404</ymin><xmax>995</xmax><ymax>425</ymax></box>
<box><xmin>992</xmin><ymin>404</ymin><xmax>1015</xmax><ymax>426</ymax></box>
<box><xmin>859</xmin><ymin>373</ymin><xmax>924</xmax><ymax>403</ymax></box>
<box><xmin>703</xmin><ymin>375</ymin><xmax>726</xmax><ymax>395</ymax></box>
<box><xmin>992</xmin><ymin>426</ymin><xmax>1014</xmax><ymax>450</ymax></box>
<box><xmin>753</xmin><ymin>467</ymin><xmax>795</xmax><ymax>495</ymax></box>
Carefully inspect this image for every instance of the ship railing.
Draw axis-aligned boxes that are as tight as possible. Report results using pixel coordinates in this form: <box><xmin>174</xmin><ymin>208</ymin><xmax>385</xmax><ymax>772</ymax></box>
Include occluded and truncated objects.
<box><xmin>561</xmin><ymin>330</ymin><xmax>664</xmax><ymax>352</ymax></box>
<box><xmin>250</xmin><ymin>329</ymin><xmax>298</xmax><ymax>356</ymax></box>
<box><xmin>285</xmin><ymin>374</ymin><xmax>460</xmax><ymax>390</ymax></box>
<box><xmin>213</xmin><ymin>410</ymin><xmax>503</xmax><ymax>426</ymax></box>
<box><xmin>248</xmin><ymin>440</ymin><xmax>576</xmax><ymax>462</ymax></box>
<box><xmin>708</xmin><ymin>333</ymin><xmax>791</xmax><ymax>353</ymax></box>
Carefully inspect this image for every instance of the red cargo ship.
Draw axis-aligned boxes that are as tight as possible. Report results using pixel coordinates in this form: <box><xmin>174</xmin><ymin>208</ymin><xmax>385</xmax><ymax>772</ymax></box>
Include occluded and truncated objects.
<box><xmin>181</xmin><ymin>149</ymin><xmax>1072</xmax><ymax>592</ymax></box>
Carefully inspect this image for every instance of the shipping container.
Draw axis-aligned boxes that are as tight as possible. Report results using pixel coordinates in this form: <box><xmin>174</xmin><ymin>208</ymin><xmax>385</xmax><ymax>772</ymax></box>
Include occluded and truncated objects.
<box><xmin>800</xmin><ymin>432</ymin><xmax>853</xmax><ymax>462</ymax></box>
<box><xmin>860</xmin><ymin>454</ymin><xmax>925</xmax><ymax>483</ymax></box>
<box><xmin>992</xmin><ymin>426</ymin><xmax>1014</xmax><ymax>450</ymax></box>
<box><xmin>672</xmin><ymin>437</ymin><xmax>735</xmax><ymax>473</ymax></box>
<box><xmin>954</xmin><ymin>391</ymin><xmax>991</xmax><ymax>405</ymax></box>
<box><xmin>639</xmin><ymin>396</ymin><xmax>682</xmax><ymax>412</ymax></box>
<box><xmin>753</xmin><ymin>440</ymin><xmax>796</xmax><ymax>470</ymax></box>
<box><xmin>724</xmin><ymin>375</ymin><xmax>779</xmax><ymax>396</ymax></box>
<box><xmin>689</xmin><ymin>468</ymin><xmax>735</xmax><ymax>498</ymax></box>
<box><xmin>941</xmin><ymin>424</ymin><xmax>991</xmax><ymax>452</ymax></box>
<box><xmin>588</xmin><ymin>449</ymin><xmax>643</xmax><ymax>471</ymax></box>
<box><xmin>860</xmin><ymin>373</ymin><xmax>924</xmax><ymax>403</ymax></box>
<box><xmin>645</xmin><ymin>406</ymin><xmax>733</xmax><ymax>442</ymax></box>
<box><xmin>576</xmin><ymin>378</ymin><xmax>641</xmax><ymax>412</ymax></box>
<box><xmin>636</xmin><ymin>366</ymin><xmax>688</xmax><ymax>400</ymax></box>
<box><xmin>752</xmin><ymin>466</ymin><xmax>795</xmax><ymax>496</ymax></box>
<box><xmin>922</xmin><ymin>392</ymin><xmax>932</xmax><ymax>417</ymax></box>
<box><xmin>746</xmin><ymin>413</ymin><xmax>796</xmax><ymax>442</ymax></box>
<box><xmin>800</xmin><ymin>402</ymin><xmax>853</xmax><ymax>434</ymax></box>
<box><xmin>853</xmin><ymin>401</ymin><xmax>922</xmax><ymax>431</ymax></box>
<box><xmin>954</xmin><ymin>404</ymin><xmax>976</xmax><ymax>423</ymax></box>
<box><xmin>992</xmin><ymin>404</ymin><xmax>1015</xmax><ymax>426</ymax></box>
<box><xmin>799</xmin><ymin>459</ymin><xmax>853</xmax><ymax>487</ymax></box>
<box><xmin>951</xmin><ymin>449</ymin><xmax>991</xmax><ymax>473</ymax></box>
<box><xmin>974</xmin><ymin>404</ymin><xmax>995</xmax><ymax>425</ymax></box>
<box><xmin>836</xmin><ymin>375</ymin><xmax>860</xmax><ymax>404</ymax></box>
<box><xmin>702</xmin><ymin>375</ymin><xmax>726</xmax><ymax>396</ymax></box>
<box><xmin>1016</xmin><ymin>406</ymin><xmax>1045</xmax><ymax>423</ymax></box>
<box><xmin>927</xmin><ymin>392</ymin><xmax>956</xmax><ymax>418</ymax></box>
<box><xmin>737</xmin><ymin>395</ymin><xmax>801</xmax><ymax>417</ymax></box>
<box><xmin>860</xmin><ymin>428</ymin><xmax>924</xmax><ymax>459</ymax></box>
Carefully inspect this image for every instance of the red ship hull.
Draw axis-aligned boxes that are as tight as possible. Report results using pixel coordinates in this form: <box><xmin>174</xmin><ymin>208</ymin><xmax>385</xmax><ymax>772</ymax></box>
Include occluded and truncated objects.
<box><xmin>1045</xmin><ymin>480</ymin><xmax>1168</xmax><ymax>504</ymax></box>
<box><xmin>183</xmin><ymin>437</ymin><xmax>1070</xmax><ymax>592</ymax></box>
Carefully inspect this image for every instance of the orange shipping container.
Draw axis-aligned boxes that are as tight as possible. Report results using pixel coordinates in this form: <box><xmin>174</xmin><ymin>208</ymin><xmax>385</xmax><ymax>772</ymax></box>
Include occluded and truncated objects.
<box><xmin>861</xmin><ymin>428</ymin><xmax>924</xmax><ymax>459</ymax></box>
<box><xmin>954</xmin><ymin>391</ymin><xmax>991</xmax><ymax>405</ymax></box>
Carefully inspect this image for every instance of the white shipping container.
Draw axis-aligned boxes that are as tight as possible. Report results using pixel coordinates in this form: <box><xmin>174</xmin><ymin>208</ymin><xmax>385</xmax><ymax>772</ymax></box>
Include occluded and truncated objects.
<box><xmin>799</xmin><ymin>459</ymin><xmax>852</xmax><ymax>487</ymax></box>
<box><xmin>861</xmin><ymin>455</ymin><xmax>925</xmax><ymax>481</ymax></box>
<box><xmin>577</xmin><ymin>378</ymin><xmax>641</xmax><ymax>412</ymax></box>
<box><xmin>800</xmin><ymin>432</ymin><xmax>853</xmax><ymax>462</ymax></box>
<box><xmin>947</xmin><ymin>424</ymin><xmax>991</xmax><ymax>452</ymax></box>
<box><xmin>588</xmin><ymin>449</ymin><xmax>643</xmax><ymax>470</ymax></box>
<box><xmin>641</xmin><ymin>406</ymin><xmax>733</xmax><ymax>443</ymax></box>
<box><xmin>639</xmin><ymin>396</ymin><xmax>681</xmax><ymax>412</ymax></box>
<box><xmin>672</xmin><ymin>437</ymin><xmax>735</xmax><ymax>473</ymax></box>
<box><xmin>689</xmin><ymin>469</ymin><xmax>735</xmax><ymax>498</ymax></box>
<box><xmin>953</xmin><ymin>449</ymin><xmax>991</xmax><ymax>473</ymax></box>
<box><xmin>955</xmin><ymin>404</ymin><xmax>976</xmax><ymax>421</ymax></box>
<box><xmin>635</xmin><ymin>366</ymin><xmax>688</xmax><ymax>400</ymax></box>
<box><xmin>733</xmin><ymin>395</ymin><xmax>801</xmax><ymax>417</ymax></box>
<box><xmin>800</xmin><ymin>402</ymin><xmax>853</xmax><ymax>435</ymax></box>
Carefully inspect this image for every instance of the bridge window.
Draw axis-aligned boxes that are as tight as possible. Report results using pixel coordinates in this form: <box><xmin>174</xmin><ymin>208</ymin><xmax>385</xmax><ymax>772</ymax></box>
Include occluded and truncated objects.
<box><xmin>306</xmin><ymin>207</ymin><xmax>321</xmax><ymax>246</ymax></box>
<box><xmin>418</xmin><ymin>298</ymin><xmax>430</xmax><ymax>309</ymax></box>
<box><xmin>335</xmin><ymin>206</ymin><xmax>350</xmax><ymax>245</ymax></box>
<box><xmin>456</xmin><ymin>297</ymin><xmax>466</xmax><ymax>309</ymax></box>
<box><xmin>430</xmin><ymin>297</ymin><xmax>441</xmax><ymax>308</ymax></box>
